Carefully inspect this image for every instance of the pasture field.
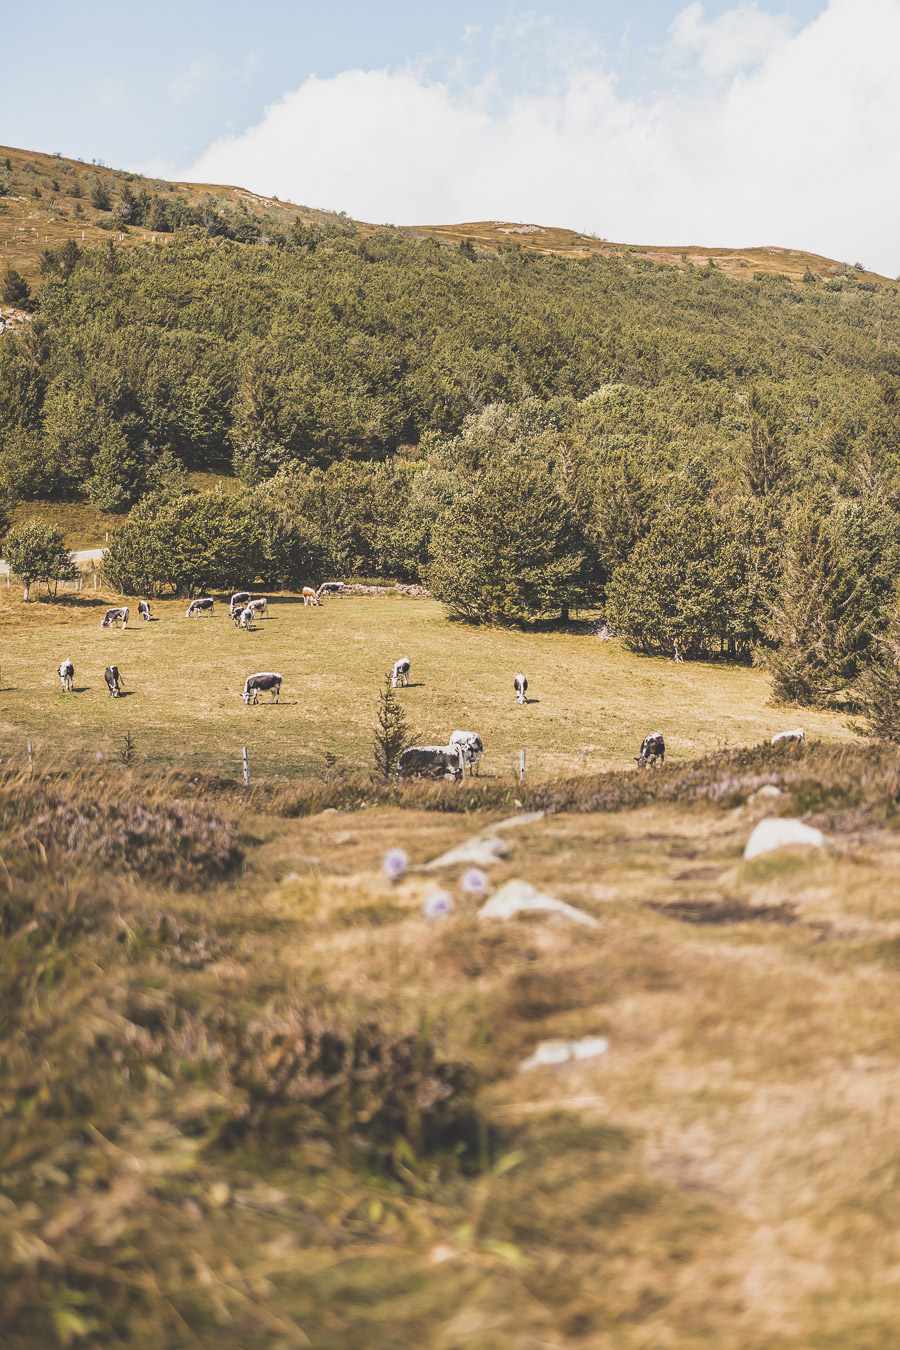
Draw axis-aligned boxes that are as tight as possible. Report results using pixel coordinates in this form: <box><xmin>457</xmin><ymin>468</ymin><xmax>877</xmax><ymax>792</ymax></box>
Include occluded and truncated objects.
<box><xmin>0</xmin><ymin>589</ymin><xmax>852</xmax><ymax>780</ymax></box>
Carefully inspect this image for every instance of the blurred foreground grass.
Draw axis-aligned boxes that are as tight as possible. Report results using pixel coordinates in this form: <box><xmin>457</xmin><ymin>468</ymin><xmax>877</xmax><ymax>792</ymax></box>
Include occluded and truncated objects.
<box><xmin>3</xmin><ymin>744</ymin><xmax>900</xmax><ymax>1348</ymax></box>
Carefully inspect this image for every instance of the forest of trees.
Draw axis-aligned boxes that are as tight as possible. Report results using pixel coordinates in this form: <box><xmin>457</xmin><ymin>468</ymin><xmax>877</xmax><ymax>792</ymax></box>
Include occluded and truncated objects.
<box><xmin>2</xmin><ymin>224</ymin><xmax>900</xmax><ymax>709</ymax></box>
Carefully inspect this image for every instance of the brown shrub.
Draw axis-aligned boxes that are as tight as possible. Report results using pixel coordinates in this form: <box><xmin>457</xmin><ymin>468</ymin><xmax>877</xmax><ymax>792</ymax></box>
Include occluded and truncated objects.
<box><xmin>2</xmin><ymin>784</ymin><xmax>242</xmax><ymax>889</ymax></box>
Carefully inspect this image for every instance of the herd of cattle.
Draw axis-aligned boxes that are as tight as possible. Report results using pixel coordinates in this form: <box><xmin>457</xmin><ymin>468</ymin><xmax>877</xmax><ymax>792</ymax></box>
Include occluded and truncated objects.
<box><xmin>48</xmin><ymin>584</ymin><xmax>808</xmax><ymax>781</ymax></box>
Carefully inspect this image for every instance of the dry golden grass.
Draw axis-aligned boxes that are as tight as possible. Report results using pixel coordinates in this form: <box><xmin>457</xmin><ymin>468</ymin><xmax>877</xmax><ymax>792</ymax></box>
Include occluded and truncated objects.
<box><xmin>5</xmin><ymin>735</ymin><xmax>900</xmax><ymax>1346</ymax></box>
<box><xmin>0</xmin><ymin>588</ymin><xmax>853</xmax><ymax>781</ymax></box>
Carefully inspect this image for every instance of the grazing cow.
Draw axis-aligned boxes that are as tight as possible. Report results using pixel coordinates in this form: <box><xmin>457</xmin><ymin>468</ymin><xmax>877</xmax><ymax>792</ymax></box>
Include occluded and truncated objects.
<box><xmin>771</xmin><ymin>728</ymin><xmax>805</xmax><ymax>747</ymax></box>
<box><xmin>392</xmin><ymin>656</ymin><xmax>411</xmax><ymax>688</ymax></box>
<box><xmin>137</xmin><ymin>600</ymin><xmax>151</xmax><ymax>621</ymax></box>
<box><xmin>247</xmin><ymin>597</ymin><xmax>268</xmax><ymax>620</ymax></box>
<box><xmin>58</xmin><ymin>659</ymin><xmax>74</xmax><ymax>692</ymax></box>
<box><xmin>302</xmin><ymin>587</ymin><xmax>320</xmax><ymax>606</ymax></box>
<box><xmin>186</xmin><ymin>597</ymin><xmax>215</xmax><ymax>618</ymax></box>
<box><xmin>238</xmin><ymin>606</ymin><xmax>254</xmax><ymax>630</ymax></box>
<box><xmin>514</xmin><ymin>673</ymin><xmax>528</xmax><ymax>705</ymax></box>
<box><xmin>230</xmin><ymin>591</ymin><xmax>250</xmax><ymax>616</ymax></box>
<box><xmin>104</xmin><ymin>665</ymin><xmax>123</xmax><ymax>698</ymax></box>
<box><xmin>398</xmin><ymin>744</ymin><xmax>465</xmax><ymax>781</ymax></box>
<box><xmin>449</xmin><ymin>730</ymin><xmax>484</xmax><ymax>777</ymax></box>
<box><xmin>242</xmin><ymin>671</ymin><xmax>283</xmax><ymax>705</ymax></box>
<box><xmin>100</xmin><ymin>606</ymin><xmax>129</xmax><ymax>630</ymax></box>
<box><xmin>316</xmin><ymin>581</ymin><xmax>345</xmax><ymax>600</ymax></box>
<box><xmin>636</xmin><ymin>732</ymin><xmax>665</xmax><ymax>768</ymax></box>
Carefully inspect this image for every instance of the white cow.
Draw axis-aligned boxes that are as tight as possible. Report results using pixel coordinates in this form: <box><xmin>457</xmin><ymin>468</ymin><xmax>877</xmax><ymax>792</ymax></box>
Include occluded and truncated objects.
<box><xmin>514</xmin><ymin>673</ymin><xmax>528</xmax><ymax>705</ymax></box>
<box><xmin>771</xmin><ymin>728</ymin><xmax>805</xmax><ymax>747</ymax></box>
<box><xmin>302</xmin><ymin>587</ymin><xmax>320</xmax><ymax>606</ymax></box>
<box><xmin>449</xmin><ymin>730</ymin><xmax>483</xmax><ymax>777</ymax></box>
<box><xmin>186</xmin><ymin>597</ymin><xmax>214</xmax><ymax>618</ymax></box>
<box><xmin>392</xmin><ymin>657</ymin><xmax>411</xmax><ymax>688</ymax></box>
<box><xmin>247</xmin><ymin>597</ymin><xmax>268</xmax><ymax>620</ymax></box>
<box><xmin>58</xmin><ymin>659</ymin><xmax>74</xmax><ymax>692</ymax></box>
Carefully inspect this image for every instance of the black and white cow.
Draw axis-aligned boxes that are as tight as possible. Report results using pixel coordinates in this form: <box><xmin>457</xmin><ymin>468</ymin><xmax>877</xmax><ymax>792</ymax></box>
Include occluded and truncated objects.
<box><xmin>104</xmin><ymin>665</ymin><xmax>123</xmax><ymax>698</ymax></box>
<box><xmin>100</xmin><ymin>606</ymin><xmax>129</xmax><ymax>629</ymax></box>
<box><xmin>398</xmin><ymin>744</ymin><xmax>465</xmax><ymax>781</ymax></box>
<box><xmin>230</xmin><ymin>591</ymin><xmax>250</xmax><ymax>616</ymax></box>
<box><xmin>391</xmin><ymin>656</ymin><xmax>411</xmax><ymax>688</ymax></box>
<box><xmin>186</xmin><ymin>597</ymin><xmax>215</xmax><ymax>618</ymax></box>
<box><xmin>58</xmin><ymin>659</ymin><xmax>74</xmax><ymax>692</ymax></box>
<box><xmin>316</xmin><ymin>581</ymin><xmax>345</xmax><ymax>600</ymax></box>
<box><xmin>238</xmin><ymin>606</ymin><xmax>254</xmax><ymax>630</ymax></box>
<box><xmin>242</xmin><ymin>671</ymin><xmax>283</xmax><ymax>705</ymax></box>
<box><xmin>449</xmin><ymin>730</ymin><xmax>483</xmax><ymax>776</ymax></box>
<box><xmin>636</xmin><ymin>732</ymin><xmax>665</xmax><ymax>768</ymax></box>
<box><xmin>247</xmin><ymin>597</ymin><xmax>268</xmax><ymax>620</ymax></box>
<box><xmin>137</xmin><ymin>600</ymin><xmax>151</xmax><ymax>621</ymax></box>
<box><xmin>771</xmin><ymin>727</ymin><xmax>805</xmax><ymax>746</ymax></box>
<box><xmin>514</xmin><ymin>673</ymin><xmax>528</xmax><ymax>705</ymax></box>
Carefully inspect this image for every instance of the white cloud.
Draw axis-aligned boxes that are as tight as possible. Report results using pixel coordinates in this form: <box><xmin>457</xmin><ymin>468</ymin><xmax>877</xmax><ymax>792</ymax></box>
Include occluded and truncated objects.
<box><xmin>668</xmin><ymin>2</ymin><xmax>792</xmax><ymax>79</ymax></box>
<box><xmin>177</xmin><ymin>0</ymin><xmax>900</xmax><ymax>274</ymax></box>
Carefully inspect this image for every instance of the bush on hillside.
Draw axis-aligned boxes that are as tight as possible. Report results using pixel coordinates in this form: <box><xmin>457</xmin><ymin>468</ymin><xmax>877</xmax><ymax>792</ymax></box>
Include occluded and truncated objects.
<box><xmin>0</xmin><ymin>265</ymin><xmax>31</xmax><ymax>308</ymax></box>
<box><xmin>102</xmin><ymin>488</ymin><xmax>306</xmax><ymax>595</ymax></box>
<box><xmin>4</xmin><ymin>518</ymin><xmax>75</xmax><ymax>599</ymax></box>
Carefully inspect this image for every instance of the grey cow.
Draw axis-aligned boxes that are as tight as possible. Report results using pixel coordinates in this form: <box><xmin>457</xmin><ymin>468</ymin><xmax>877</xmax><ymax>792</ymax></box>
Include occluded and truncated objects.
<box><xmin>104</xmin><ymin>665</ymin><xmax>123</xmax><ymax>697</ymax></box>
<box><xmin>398</xmin><ymin>744</ymin><xmax>465</xmax><ymax>781</ymax></box>
<box><xmin>242</xmin><ymin>672</ymin><xmax>283</xmax><ymax>705</ymax></box>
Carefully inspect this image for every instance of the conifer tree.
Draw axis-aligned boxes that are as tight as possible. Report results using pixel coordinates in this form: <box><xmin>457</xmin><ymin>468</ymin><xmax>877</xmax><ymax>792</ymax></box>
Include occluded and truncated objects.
<box><xmin>764</xmin><ymin>512</ymin><xmax>867</xmax><ymax>706</ymax></box>
<box><xmin>372</xmin><ymin>674</ymin><xmax>411</xmax><ymax>779</ymax></box>
<box><xmin>855</xmin><ymin>615</ymin><xmax>900</xmax><ymax>743</ymax></box>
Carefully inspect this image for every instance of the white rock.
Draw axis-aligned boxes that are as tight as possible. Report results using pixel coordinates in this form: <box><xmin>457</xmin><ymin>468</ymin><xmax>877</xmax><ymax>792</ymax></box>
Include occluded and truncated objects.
<box><xmin>425</xmin><ymin>834</ymin><xmax>510</xmax><ymax>869</ymax></box>
<box><xmin>744</xmin><ymin>817</ymin><xmax>825</xmax><ymax>860</ymax></box>
<box><xmin>750</xmin><ymin>784</ymin><xmax>783</xmax><ymax>801</ymax></box>
<box><xmin>488</xmin><ymin>811</ymin><xmax>546</xmax><ymax>832</ymax></box>
<box><xmin>519</xmin><ymin>1037</ymin><xmax>609</xmax><ymax>1072</ymax></box>
<box><xmin>478</xmin><ymin>879</ymin><xmax>600</xmax><ymax>928</ymax></box>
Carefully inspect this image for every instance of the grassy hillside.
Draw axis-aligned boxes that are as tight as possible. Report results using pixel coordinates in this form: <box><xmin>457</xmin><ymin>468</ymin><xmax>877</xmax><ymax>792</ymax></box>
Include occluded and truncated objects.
<box><xmin>5</xmin><ymin>739</ymin><xmax>900</xmax><ymax>1347</ymax></box>
<box><xmin>0</xmin><ymin>590</ymin><xmax>851</xmax><ymax>779</ymax></box>
<box><xmin>2</xmin><ymin>141</ymin><xmax>892</xmax><ymax>289</ymax></box>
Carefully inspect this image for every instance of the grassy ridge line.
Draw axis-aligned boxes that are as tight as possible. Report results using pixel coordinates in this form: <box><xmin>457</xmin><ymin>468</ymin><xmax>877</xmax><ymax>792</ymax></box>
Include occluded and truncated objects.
<box><xmin>0</xmin><ymin>590</ymin><xmax>852</xmax><ymax>781</ymax></box>
<box><xmin>2</xmin><ymin>140</ymin><xmax>891</xmax><ymax>286</ymax></box>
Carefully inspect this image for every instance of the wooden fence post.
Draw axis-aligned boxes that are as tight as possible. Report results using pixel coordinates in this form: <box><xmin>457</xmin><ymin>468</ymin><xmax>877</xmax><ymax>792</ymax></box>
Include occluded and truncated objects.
<box><xmin>519</xmin><ymin>749</ymin><xmax>526</xmax><ymax>781</ymax></box>
<box><xmin>27</xmin><ymin>740</ymin><xmax>33</xmax><ymax>776</ymax></box>
<box><xmin>242</xmin><ymin>746</ymin><xmax>249</xmax><ymax>787</ymax></box>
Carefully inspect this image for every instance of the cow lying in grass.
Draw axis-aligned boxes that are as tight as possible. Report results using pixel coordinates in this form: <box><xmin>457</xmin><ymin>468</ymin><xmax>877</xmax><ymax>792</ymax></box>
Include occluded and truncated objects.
<box><xmin>771</xmin><ymin>728</ymin><xmax>805</xmax><ymax>746</ymax></box>
<box><xmin>398</xmin><ymin>744</ymin><xmax>465</xmax><ymax>781</ymax></box>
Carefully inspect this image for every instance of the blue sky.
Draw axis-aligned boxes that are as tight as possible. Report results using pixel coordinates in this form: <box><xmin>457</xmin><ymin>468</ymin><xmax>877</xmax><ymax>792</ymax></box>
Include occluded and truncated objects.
<box><xmin>5</xmin><ymin>1</ymin><xmax>824</xmax><ymax>167</ymax></box>
<box><xmin>5</xmin><ymin>2</ymin><xmax>900</xmax><ymax>271</ymax></box>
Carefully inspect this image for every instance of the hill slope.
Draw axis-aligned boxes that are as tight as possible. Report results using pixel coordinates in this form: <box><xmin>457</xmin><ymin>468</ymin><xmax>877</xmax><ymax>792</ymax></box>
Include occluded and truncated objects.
<box><xmin>1</xmin><ymin>142</ymin><xmax>891</xmax><ymax>288</ymax></box>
